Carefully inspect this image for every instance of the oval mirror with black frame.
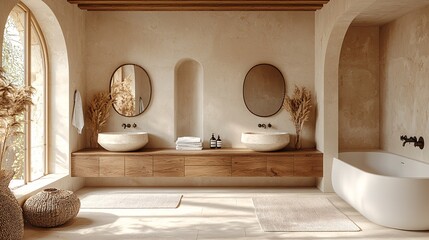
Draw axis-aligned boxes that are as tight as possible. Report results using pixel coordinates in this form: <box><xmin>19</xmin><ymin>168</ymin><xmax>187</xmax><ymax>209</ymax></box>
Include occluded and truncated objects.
<box><xmin>243</xmin><ymin>64</ymin><xmax>286</xmax><ymax>117</ymax></box>
<box><xmin>110</xmin><ymin>64</ymin><xmax>152</xmax><ymax>117</ymax></box>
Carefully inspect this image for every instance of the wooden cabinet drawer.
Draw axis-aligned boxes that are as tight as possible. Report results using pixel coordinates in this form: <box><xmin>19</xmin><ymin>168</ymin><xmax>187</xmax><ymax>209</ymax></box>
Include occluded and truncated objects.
<box><xmin>71</xmin><ymin>156</ymin><xmax>99</xmax><ymax>177</ymax></box>
<box><xmin>125</xmin><ymin>156</ymin><xmax>153</xmax><ymax>177</ymax></box>
<box><xmin>185</xmin><ymin>156</ymin><xmax>231</xmax><ymax>166</ymax></box>
<box><xmin>99</xmin><ymin>156</ymin><xmax>125</xmax><ymax>177</ymax></box>
<box><xmin>185</xmin><ymin>165</ymin><xmax>231</xmax><ymax>177</ymax></box>
<box><xmin>267</xmin><ymin>156</ymin><xmax>294</xmax><ymax>177</ymax></box>
<box><xmin>153</xmin><ymin>156</ymin><xmax>185</xmax><ymax>177</ymax></box>
<box><xmin>294</xmin><ymin>154</ymin><xmax>323</xmax><ymax>177</ymax></box>
<box><xmin>232</xmin><ymin>156</ymin><xmax>266</xmax><ymax>177</ymax></box>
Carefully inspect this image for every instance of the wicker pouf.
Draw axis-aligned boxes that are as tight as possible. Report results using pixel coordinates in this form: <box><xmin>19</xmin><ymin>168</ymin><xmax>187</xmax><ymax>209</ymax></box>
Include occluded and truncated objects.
<box><xmin>23</xmin><ymin>188</ymin><xmax>80</xmax><ymax>228</ymax></box>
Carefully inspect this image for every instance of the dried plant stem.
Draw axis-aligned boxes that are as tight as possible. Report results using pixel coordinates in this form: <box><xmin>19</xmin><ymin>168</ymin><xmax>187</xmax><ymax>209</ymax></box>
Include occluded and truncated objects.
<box><xmin>283</xmin><ymin>85</ymin><xmax>311</xmax><ymax>150</ymax></box>
<box><xmin>87</xmin><ymin>91</ymin><xmax>115</xmax><ymax>148</ymax></box>
<box><xmin>0</xmin><ymin>123</ymin><xmax>9</xmax><ymax>167</ymax></box>
<box><xmin>0</xmin><ymin>67</ymin><xmax>34</xmax><ymax>168</ymax></box>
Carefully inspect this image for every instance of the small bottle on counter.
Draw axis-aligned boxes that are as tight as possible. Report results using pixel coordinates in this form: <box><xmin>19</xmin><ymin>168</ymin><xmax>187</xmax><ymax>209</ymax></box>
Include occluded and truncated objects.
<box><xmin>216</xmin><ymin>135</ymin><xmax>222</xmax><ymax>149</ymax></box>
<box><xmin>210</xmin><ymin>133</ymin><xmax>217</xmax><ymax>149</ymax></box>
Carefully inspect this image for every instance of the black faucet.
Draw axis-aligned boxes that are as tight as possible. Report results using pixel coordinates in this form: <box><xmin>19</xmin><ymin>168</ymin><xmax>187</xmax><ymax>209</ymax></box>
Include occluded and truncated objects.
<box><xmin>400</xmin><ymin>135</ymin><xmax>415</xmax><ymax>146</ymax></box>
<box><xmin>122</xmin><ymin>123</ymin><xmax>131</xmax><ymax>129</ymax></box>
<box><xmin>258</xmin><ymin>123</ymin><xmax>272</xmax><ymax>129</ymax></box>
<box><xmin>400</xmin><ymin>135</ymin><xmax>424</xmax><ymax>149</ymax></box>
<box><xmin>415</xmin><ymin>137</ymin><xmax>425</xmax><ymax>149</ymax></box>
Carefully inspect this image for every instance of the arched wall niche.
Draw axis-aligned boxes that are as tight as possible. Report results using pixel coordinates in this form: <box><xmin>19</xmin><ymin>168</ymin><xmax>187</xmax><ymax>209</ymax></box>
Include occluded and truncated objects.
<box><xmin>315</xmin><ymin>0</ymin><xmax>378</xmax><ymax>192</ymax></box>
<box><xmin>174</xmin><ymin>59</ymin><xmax>204</xmax><ymax>141</ymax></box>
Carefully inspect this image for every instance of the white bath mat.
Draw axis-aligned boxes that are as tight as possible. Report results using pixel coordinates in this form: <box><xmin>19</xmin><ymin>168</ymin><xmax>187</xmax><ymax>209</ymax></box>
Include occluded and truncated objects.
<box><xmin>252</xmin><ymin>197</ymin><xmax>361</xmax><ymax>232</ymax></box>
<box><xmin>80</xmin><ymin>193</ymin><xmax>182</xmax><ymax>209</ymax></box>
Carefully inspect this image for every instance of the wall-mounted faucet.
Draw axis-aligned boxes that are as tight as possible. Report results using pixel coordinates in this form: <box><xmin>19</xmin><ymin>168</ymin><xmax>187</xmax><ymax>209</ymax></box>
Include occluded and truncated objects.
<box><xmin>400</xmin><ymin>135</ymin><xmax>424</xmax><ymax>149</ymax></box>
<box><xmin>122</xmin><ymin>123</ymin><xmax>137</xmax><ymax>129</ymax></box>
<box><xmin>258</xmin><ymin>123</ymin><xmax>272</xmax><ymax>129</ymax></box>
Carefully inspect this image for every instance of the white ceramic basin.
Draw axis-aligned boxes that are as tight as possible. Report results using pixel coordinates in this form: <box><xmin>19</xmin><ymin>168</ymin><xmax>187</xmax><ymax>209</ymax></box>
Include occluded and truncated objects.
<box><xmin>241</xmin><ymin>132</ymin><xmax>290</xmax><ymax>152</ymax></box>
<box><xmin>98</xmin><ymin>132</ymin><xmax>148</xmax><ymax>152</ymax></box>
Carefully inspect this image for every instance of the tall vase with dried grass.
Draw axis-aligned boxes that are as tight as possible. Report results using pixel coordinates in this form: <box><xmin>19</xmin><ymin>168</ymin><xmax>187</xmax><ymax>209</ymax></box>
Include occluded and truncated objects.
<box><xmin>283</xmin><ymin>85</ymin><xmax>311</xmax><ymax>150</ymax></box>
<box><xmin>87</xmin><ymin>92</ymin><xmax>115</xmax><ymax>148</ymax></box>
<box><xmin>0</xmin><ymin>67</ymin><xmax>33</xmax><ymax>239</ymax></box>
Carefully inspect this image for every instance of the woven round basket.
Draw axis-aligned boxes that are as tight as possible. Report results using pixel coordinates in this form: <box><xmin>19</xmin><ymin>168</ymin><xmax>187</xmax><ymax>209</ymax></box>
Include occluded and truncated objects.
<box><xmin>23</xmin><ymin>188</ymin><xmax>81</xmax><ymax>228</ymax></box>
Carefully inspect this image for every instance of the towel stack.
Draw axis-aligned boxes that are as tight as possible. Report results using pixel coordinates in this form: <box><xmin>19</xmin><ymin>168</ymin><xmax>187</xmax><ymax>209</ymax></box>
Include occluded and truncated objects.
<box><xmin>176</xmin><ymin>136</ymin><xmax>203</xmax><ymax>151</ymax></box>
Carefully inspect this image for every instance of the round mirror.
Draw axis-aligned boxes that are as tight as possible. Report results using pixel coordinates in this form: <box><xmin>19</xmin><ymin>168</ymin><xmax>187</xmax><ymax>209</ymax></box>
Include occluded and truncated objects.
<box><xmin>243</xmin><ymin>64</ymin><xmax>286</xmax><ymax>117</ymax></box>
<box><xmin>110</xmin><ymin>64</ymin><xmax>152</xmax><ymax>117</ymax></box>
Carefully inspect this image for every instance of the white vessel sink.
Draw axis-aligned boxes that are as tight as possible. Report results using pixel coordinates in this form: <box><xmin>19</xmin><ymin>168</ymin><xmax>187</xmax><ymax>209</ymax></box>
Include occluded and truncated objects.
<box><xmin>98</xmin><ymin>132</ymin><xmax>148</xmax><ymax>152</ymax></box>
<box><xmin>241</xmin><ymin>132</ymin><xmax>290</xmax><ymax>152</ymax></box>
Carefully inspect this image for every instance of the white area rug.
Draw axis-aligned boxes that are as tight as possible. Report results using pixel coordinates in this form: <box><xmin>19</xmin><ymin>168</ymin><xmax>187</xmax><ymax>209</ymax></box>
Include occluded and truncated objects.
<box><xmin>252</xmin><ymin>197</ymin><xmax>361</xmax><ymax>232</ymax></box>
<box><xmin>80</xmin><ymin>193</ymin><xmax>182</xmax><ymax>209</ymax></box>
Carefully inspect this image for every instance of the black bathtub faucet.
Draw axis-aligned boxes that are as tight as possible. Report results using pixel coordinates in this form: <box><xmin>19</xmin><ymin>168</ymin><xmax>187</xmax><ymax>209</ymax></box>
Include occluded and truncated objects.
<box><xmin>400</xmin><ymin>135</ymin><xmax>424</xmax><ymax>149</ymax></box>
<box><xmin>121</xmin><ymin>123</ymin><xmax>137</xmax><ymax>129</ymax></box>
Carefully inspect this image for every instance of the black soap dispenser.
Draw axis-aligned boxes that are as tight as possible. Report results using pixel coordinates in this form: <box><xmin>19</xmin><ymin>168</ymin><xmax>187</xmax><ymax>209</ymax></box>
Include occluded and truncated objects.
<box><xmin>210</xmin><ymin>133</ymin><xmax>216</xmax><ymax>149</ymax></box>
<box><xmin>216</xmin><ymin>135</ymin><xmax>222</xmax><ymax>149</ymax></box>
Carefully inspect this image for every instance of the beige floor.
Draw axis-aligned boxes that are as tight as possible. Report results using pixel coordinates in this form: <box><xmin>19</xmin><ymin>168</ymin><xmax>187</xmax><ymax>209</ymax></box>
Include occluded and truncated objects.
<box><xmin>23</xmin><ymin>187</ymin><xmax>429</xmax><ymax>240</ymax></box>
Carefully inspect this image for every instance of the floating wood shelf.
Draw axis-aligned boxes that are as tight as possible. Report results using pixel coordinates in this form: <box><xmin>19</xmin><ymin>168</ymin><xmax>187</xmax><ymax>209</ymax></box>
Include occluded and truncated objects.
<box><xmin>67</xmin><ymin>0</ymin><xmax>330</xmax><ymax>11</ymax></box>
<box><xmin>71</xmin><ymin>148</ymin><xmax>323</xmax><ymax>178</ymax></box>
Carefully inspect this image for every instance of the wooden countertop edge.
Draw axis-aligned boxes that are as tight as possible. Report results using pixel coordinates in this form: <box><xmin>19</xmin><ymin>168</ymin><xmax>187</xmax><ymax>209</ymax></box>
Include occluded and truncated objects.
<box><xmin>72</xmin><ymin>148</ymin><xmax>322</xmax><ymax>156</ymax></box>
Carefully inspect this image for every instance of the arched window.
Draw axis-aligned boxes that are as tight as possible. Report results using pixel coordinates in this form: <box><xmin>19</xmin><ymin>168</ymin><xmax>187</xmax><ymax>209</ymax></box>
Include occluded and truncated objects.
<box><xmin>2</xmin><ymin>3</ymin><xmax>48</xmax><ymax>188</ymax></box>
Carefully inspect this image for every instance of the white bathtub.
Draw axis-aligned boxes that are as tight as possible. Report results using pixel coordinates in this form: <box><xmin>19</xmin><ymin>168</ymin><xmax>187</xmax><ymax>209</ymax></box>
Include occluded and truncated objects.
<box><xmin>332</xmin><ymin>151</ymin><xmax>429</xmax><ymax>230</ymax></box>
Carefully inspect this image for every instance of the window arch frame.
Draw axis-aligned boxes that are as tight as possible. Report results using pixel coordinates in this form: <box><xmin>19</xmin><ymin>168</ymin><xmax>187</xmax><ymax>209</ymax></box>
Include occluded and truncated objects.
<box><xmin>2</xmin><ymin>2</ymin><xmax>49</xmax><ymax>186</ymax></box>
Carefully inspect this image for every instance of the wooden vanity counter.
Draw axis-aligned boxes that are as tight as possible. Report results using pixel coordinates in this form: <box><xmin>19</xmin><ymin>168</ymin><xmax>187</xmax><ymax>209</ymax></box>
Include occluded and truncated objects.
<box><xmin>71</xmin><ymin>148</ymin><xmax>323</xmax><ymax>178</ymax></box>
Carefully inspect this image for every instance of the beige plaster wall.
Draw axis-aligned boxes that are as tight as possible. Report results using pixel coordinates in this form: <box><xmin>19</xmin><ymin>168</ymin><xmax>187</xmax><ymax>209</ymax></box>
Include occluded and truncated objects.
<box><xmin>339</xmin><ymin>26</ymin><xmax>380</xmax><ymax>150</ymax></box>
<box><xmin>0</xmin><ymin>0</ymin><xmax>85</xmax><ymax>192</ymax></box>
<box><xmin>380</xmin><ymin>5</ymin><xmax>429</xmax><ymax>163</ymax></box>
<box><xmin>85</xmin><ymin>11</ymin><xmax>315</xmax><ymax>149</ymax></box>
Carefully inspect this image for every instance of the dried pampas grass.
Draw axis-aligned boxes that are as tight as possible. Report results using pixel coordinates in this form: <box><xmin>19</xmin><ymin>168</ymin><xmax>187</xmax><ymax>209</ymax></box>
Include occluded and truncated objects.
<box><xmin>0</xmin><ymin>67</ymin><xmax>34</xmax><ymax>168</ymax></box>
<box><xmin>87</xmin><ymin>92</ymin><xmax>114</xmax><ymax>148</ymax></box>
<box><xmin>283</xmin><ymin>85</ymin><xmax>311</xmax><ymax>149</ymax></box>
<box><xmin>111</xmin><ymin>76</ymin><xmax>135</xmax><ymax>116</ymax></box>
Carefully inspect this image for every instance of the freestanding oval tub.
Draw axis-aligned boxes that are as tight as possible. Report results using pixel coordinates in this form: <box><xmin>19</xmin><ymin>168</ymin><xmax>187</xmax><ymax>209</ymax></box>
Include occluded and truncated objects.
<box><xmin>332</xmin><ymin>151</ymin><xmax>429</xmax><ymax>230</ymax></box>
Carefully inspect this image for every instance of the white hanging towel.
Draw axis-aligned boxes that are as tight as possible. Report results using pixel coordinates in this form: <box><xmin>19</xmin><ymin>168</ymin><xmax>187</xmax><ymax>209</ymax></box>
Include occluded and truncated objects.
<box><xmin>139</xmin><ymin>97</ymin><xmax>145</xmax><ymax>113</ymax></box>
<box><xmin>72</xmin><ymin>90</ymin><xmax>84</xmax><ymax>134</ymax></box>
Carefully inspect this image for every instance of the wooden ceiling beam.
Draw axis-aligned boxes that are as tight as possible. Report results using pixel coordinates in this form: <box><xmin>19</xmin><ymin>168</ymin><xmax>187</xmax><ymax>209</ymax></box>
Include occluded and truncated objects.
<box><xmin>77</xmin><ymin>4</ymin><xmax>325</xmax><ymax>11</ymax></box>
<box><xmin>68</xmin><ymin>0</ymin><xmax>329</xmax><ymax>4</ymax></box>
<box><xmin>68</xmin><ymin>0</ymin><xmax>330</xmax><ymax>11</ymax></box>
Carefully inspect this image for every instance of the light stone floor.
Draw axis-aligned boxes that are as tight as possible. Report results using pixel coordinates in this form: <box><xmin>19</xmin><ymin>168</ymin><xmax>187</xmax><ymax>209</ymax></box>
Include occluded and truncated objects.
<box><xmin>23</xmin><ymin>187</ymin><xmax>429</xmax><ymax>240</ymax></box>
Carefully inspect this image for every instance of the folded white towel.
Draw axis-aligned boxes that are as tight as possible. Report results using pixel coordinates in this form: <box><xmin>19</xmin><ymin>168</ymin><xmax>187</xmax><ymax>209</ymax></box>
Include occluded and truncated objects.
<box><xmin>176</xmin><ymin>136</ymin><xmax>201</xmax><ymax>144</ymax></box>
<box><xmin>176</xmin><ymin>146</ymin><xmax>203</xmax><ymax>151</ymax></box>
<box><xmin>72</xmin><ymin>90</ymin><xmax>84</xmax><ymax>134</ymax></box>
<box><xmin>176</xmin><ymin>143</ymin><xmax>202</xmax><ymax>148</ymax></box>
